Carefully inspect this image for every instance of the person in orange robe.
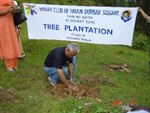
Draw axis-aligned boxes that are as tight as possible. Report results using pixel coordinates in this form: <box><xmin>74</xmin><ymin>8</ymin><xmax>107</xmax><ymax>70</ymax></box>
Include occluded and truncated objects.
<box><xmin>0</xmin><ymin>0</ymin><xmax>21</xmax><ymax>72</ymax></box>
<box><xmin>14</xmin><ymin>0</ymin><xmax>25</xmax><ymax>58</ymax></box>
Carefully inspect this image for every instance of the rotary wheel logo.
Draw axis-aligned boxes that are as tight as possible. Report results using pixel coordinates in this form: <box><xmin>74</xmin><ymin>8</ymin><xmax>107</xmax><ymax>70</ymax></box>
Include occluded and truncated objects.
<box><xmin>121</xmin><ymin>10</ymin><xmax>132</xmax><ymax>22</ymax></box>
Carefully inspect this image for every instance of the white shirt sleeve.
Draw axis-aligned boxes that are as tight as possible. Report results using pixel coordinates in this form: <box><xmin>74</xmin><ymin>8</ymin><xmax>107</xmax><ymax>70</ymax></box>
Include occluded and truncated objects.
<box><xmin>147</xmin><ymin>16</ymin><xmax>150</xmax><ymax>23</ymax></box>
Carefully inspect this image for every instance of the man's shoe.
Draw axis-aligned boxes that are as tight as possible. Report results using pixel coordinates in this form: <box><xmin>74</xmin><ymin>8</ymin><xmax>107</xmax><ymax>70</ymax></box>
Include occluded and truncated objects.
<box><xmin>48</xmin><ymin>76</ymin><xmax>57</xmax><ymax>86</ymax></box>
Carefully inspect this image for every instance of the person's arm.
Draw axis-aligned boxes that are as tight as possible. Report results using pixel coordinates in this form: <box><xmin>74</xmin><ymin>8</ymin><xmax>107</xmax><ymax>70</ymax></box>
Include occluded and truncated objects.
<box><xmin>69</xmin><ymin>63</ymin><xmax>74</xmax><ymax>80</ymax></box>
<box><xmin>57</xmin><ymin>69</ymin><xmax>70</xmax><ymax>86</ymax></box>
<box><xmin>0</xmin><ymin>11</ymin><xmax>7</xmax><ymax>16</ymax></box>
<box><xmin>0</xmin><ymin>6</ymin><xmax>15</xmax><ymax>16</ymax></box>
<box><xmin>138</xmin><ymin>7</ymin><xmax>149</xmax><ymax>20</ymax></box>
<box><xmin>0</xmin><ymin>8</ymin><xmax>10</xmax><ymax>16</ymax></box>
<box><xmin>57</xmin><ymin>68</ymin><xmax>78</xmax><ymax>91</ymax></box>
<box><xmin>68</xmin><ymin>63</ymin><xmax>78</xmax><ymax>91</ymax></box>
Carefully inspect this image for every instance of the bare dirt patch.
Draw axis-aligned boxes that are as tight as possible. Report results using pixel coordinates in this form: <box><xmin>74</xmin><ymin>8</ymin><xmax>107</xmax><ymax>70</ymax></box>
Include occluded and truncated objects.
<box><xmin>46</xmin><ymin>83</ymin><xmax>99</xmax><ymax>98</ymax></box>
<box><xmin>45</xmin><ymin>74</ymin><xmax>114</xmax><ymax>98</ymax></box>
<box><xmin>0</xmin><ymin>86</ymin><xmax>16</xmax><ymax>103</ymax></box>
<box><xmin>108</xmin><ymin>64</ymin><xmax>131</xmax><ymax>73</ymax></box>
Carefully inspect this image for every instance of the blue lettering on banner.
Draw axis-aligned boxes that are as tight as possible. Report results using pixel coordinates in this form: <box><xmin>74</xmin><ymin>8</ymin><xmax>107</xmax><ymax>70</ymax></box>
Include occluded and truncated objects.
<box><xmin>66</xmin><ymin>37</ymin><xmax>91</xmax><ymax>42</ymax></box>
<box><xmin>82</xmin><ymin>16</ymin><xmax>93</xmax><ymax>19</ymax></box>
<box><xmin>102</xmin><ymin>10</ymin><xmax>119</xmax><ymax>16</ymax></box>
<box><xmin>67</xmin><ymin>37</ymin><xmax>80</xmax><ymax>41</ymax></box>
<box><xmin>70</xmin><ymin>19</ymin><xmax>84</xmax><ymax>23</ymax></box>
<box><xmin>43</xmin><ymin>24</ymin><xmax>59</xmax><ymax>30</ymax></box>
<box><xmin>81</xmin><ymin>38</ymin><xmax>91</xmax><ymax>42</ymax></box>
<box><xmin>67</xmin><ymin>15</ymin><xmax>75</xmax><ymax>18</ymax></box>
<box><xmin>84</xmin><ymin>9</ymin><xmax>101</xmax><ymax>15</ymax></box>
<box><xmin>39</xmin><ymin>7</ymin><xmax>53</xmax><ymax>12</ymax></box>
<box><xmin>64</xmin><ymin>25</ymin><xmax>113</xmax><ymax>35</ymax></box>
<box><xmin>70</xmin><ymin>9</ymin><xmax>83</xmax><ymax>14</ymax></box>
<box><xmin>53</xmin><ymin>8</ymin><xmax>63</xmax><ymax>13</ymax></box>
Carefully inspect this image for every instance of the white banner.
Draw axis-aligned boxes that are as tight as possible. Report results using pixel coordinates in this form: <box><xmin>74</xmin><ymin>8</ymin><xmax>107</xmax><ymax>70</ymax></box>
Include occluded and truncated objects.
<box><xmin>23</xmin><ymin>3</ymin><xmax>138</xmax><ymax>46</ymax></box>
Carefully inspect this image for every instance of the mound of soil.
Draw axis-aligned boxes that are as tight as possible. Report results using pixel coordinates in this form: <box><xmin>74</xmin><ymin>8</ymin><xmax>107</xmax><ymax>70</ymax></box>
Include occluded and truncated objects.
<box><xmin>108</xmin><ymin>64</ymin><xmax>131</xmax><ymax>73</ymax></box>
<box><xmin>46</xmin><ymin>83</ymin><xmax>99</xmax><ymax>98</ymax></box>
<box><xmin>45</xmin><ymin>74</ymin><xmax>114</xmax><ymax>98</ymax></box>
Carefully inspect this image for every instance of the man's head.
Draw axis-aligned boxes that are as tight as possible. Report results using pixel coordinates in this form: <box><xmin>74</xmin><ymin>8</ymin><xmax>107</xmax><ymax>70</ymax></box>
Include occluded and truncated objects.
<box><xmin>65</xmin><ymin>43</ymin><xmax>80</xmax><ymax>58</ymax></box>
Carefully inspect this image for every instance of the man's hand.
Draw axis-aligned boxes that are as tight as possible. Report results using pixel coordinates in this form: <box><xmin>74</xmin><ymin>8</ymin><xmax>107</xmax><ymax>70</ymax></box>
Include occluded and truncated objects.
<box><xmin>57</xmin><ymin>69</ymin><xmax>79</xmax><ymax>91</ymax></box>
<box><xmin>70</xmin><ymin>79</ymin><xmax>76</xmax><ymax>85</ymax></box>
<box><xmin>9</xmin><ymin>6</ymin><xmax>15</xmax><ymax>13</ymax></box>
<box><xmin>138</xmin><ymin>7</ymin><xmax>141</xmax><ymax>11</ymax></box>
<box><xmin>68</xmin><ymin>83</ymin><xmax>78</xmax><ymax>91</ymax></box>
<box><xmin>70</xmin><ymin>79</ymin><xmax>78</xmax><ymax>90</ymax></box>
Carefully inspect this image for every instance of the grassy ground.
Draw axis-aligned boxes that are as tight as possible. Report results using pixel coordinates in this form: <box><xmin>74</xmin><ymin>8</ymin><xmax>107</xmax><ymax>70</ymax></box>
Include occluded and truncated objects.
<box><xmin>0</xmin><ymin>21</ymin><xmax>150</xmax><ymax>113</ymax></box>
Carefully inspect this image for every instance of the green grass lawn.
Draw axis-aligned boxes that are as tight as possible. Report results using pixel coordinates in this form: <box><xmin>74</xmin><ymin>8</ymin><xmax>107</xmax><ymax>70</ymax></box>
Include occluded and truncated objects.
<box><xmin>0</xmin><ymin>22</ymin><xmax>150</xmax><ymax>113</ymax></box>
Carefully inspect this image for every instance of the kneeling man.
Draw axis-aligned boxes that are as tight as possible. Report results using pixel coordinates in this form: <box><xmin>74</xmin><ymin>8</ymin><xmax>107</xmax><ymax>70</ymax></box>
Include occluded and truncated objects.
<box><xmin>44</xmin><ymin>43</ymin><xmax>80</xmax><ymax>91</ymax></box>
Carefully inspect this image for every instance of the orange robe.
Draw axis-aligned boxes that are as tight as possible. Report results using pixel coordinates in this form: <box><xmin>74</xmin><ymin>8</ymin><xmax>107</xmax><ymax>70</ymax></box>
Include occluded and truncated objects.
<box><xmin>0</xmin><ymin>0</ymin><xmax>21</xmax><ymax>60</ymax></box>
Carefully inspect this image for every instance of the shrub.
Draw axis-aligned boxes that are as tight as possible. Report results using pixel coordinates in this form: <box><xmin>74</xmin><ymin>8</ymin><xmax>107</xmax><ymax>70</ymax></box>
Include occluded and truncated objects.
<box><xmin>132</xmin><ymin>32</ymin><xmax>149</xmax><ymax>51</ymax></box>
